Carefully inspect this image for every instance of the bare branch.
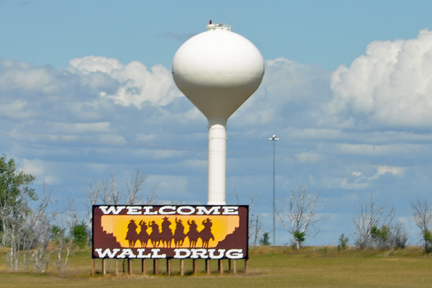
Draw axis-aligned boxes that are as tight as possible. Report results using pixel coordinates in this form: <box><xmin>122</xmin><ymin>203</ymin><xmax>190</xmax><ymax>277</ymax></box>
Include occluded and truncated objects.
<box><xmin>278</xmin><ymin>186</ymin><xmax>328</xmax><ymax>249</ymax></box>
<box><xmin>126</xmin><ymin>170</ymin><xmax>147</xmax><ymax>205</ymax></box>
<box><xmin>411</xmin><ymin>199</ymin><xmax>432</xmax><ymax>252</ymax></box>
<box><xmin>354</xmin><ymin>196</ymin><xmax>401</xmax><ymax>249</ymax></box>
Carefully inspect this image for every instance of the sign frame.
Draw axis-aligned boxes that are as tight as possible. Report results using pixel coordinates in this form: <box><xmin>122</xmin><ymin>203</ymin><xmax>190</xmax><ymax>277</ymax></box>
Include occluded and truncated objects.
<box><xmin>92</xmin><ymin>205</ymin><xmax>249</xmax><ymax>260</ymax></box>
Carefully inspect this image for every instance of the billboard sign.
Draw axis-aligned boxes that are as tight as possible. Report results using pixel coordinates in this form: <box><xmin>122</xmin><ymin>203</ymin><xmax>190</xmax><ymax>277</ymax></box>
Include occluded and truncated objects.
<box><xmin>92</xmin><ymin>205</ymin><xmax>248</xmax><ymax>259</ymax></box>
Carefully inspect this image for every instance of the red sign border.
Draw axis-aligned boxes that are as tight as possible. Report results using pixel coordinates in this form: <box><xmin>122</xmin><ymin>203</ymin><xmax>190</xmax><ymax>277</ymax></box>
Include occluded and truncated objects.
<box><xmin>92</xmin><ymin>205</ymin><xmax>249</xmax><ymax>260</ymax></box>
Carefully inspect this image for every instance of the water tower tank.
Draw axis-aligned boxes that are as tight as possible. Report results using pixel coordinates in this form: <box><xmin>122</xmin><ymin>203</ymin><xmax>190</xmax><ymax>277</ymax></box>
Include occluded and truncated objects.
<box><xmin>172</xmin><ymin>22</ymin><xmax>264</xmax><ymax>205</ymax></box>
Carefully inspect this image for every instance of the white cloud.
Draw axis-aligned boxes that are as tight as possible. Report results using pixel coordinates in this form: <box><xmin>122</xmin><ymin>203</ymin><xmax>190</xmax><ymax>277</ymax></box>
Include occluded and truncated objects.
<box><xmin>295</xmin><ymin>152</ymin><xmax>322</xmax><ymax>163</ymax></box>
<box><xmin>69</xmin><ymin>56</ymin><xmax>123</xmax><ymax>74</ymax></box>
<box><xmin>372</xmin><ymin>165</ymin><xmax>404</xmax><ymax>179</ymax></box>
<box><xmin>323</xmin><ymin>177</ymin><xmax>369</xmax><ymax>190</ymax></box>
<box><xmin>0</xmin><ymin>60</ymin><xmax>59</xmax><ymax>94</ymax></box>
<box><xmin>320</xmin><ymin>164</ymin><xmax>404</xmax><ymax>191</ymax></box>
<box><xmin>20</xmin><ymin>158</ymin><xmax>57</xmax><ymax>184</ymax></box>
<box><xmin>69</xmin><ymin>56</ymin><xmax>180</xmax><ymax>108</ymax></box>
<box><xmin>326</xmin><ymin>29</ymin><xmax>432</xmax><ymax>128</ymax></box>
<box><xmin>351</xmin><ymin>165</ymin><xmax>404</xmax><ymax>184</ymax></box>
<box><xmin>50</xmin><ymin>122</ymin><xmax>112</xmax><ymax>133</ymax></box>
<box><xmin>0</xmin><ymin>100</ymin><xmax>32</xmax><ymax>119</ymax></box>
<box><xmin>231</xmin><ymin>57</ymin><xmax>332</xmax><ymax>129</ymax></box>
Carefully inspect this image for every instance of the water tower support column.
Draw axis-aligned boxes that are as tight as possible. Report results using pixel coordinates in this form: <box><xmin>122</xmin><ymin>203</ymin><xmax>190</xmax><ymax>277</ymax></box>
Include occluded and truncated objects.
<box><xmin>207</xmin><ymin>122</ymin><xmax>227</xmax><ymax>205</ymax></box>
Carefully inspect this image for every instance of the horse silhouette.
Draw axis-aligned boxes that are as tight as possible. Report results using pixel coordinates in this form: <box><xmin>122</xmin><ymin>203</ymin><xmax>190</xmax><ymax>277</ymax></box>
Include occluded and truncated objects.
<box><xmin>138</xmin><ymin>220</ymin><xmax>150</xmax><ymax>247</ymax></box>
<box><xmin>187</xmin><ymin>220</ymin><xmax>200</xmax><ymax>248</ymax></box>
<box><xmin>125</xmin><ymin>219</ymin><xmax>138</xmax><ymax>248</ymax></box>
<box><xmin>149</xmin><ymin>221</ymin><xmax>161</xmax><ymax>247</ymax></box>
<box><xmin>160</xmin><ymin>217</ymin><xmax>173</xmax><ymax>248</ymax></box>
<box><xmin>173</xmin><ymin>217</ymin><xmax>186</xmax><ymax>248</ymax></box>
<box><xmin>199</xmin><ymin>218</ymin><xmax>215</xmax><ymax>248</ymax></box>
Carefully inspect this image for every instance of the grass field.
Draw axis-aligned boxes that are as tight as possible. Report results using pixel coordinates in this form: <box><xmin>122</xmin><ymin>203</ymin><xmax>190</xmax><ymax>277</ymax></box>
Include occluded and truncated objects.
<box><xmin>1</xmin><ymin>246</ymin><xmax>431</xmax><ymax>287</ymax></box>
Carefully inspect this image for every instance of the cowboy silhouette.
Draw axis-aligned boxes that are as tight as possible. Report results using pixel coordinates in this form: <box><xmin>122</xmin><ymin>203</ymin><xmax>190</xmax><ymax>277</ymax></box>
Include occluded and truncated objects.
<box><xmin>173</xmin><ymin>217</ymin><xmax>186</xmax><ymax>248</ymax></box>
<box><xmin>149</xmin><ymin>220</ymin><xmax>161</xmax><ymax>247</ymax></box>
<box><xmin>125</xmin><ymin>219</ymin><xmax>138</xmax><ymax>247</ymax></box>
<box><xmin>138</xmin><ymin>220</ymin><xmax>150</xmax><ymax>247</ymax></box>
<box><xmin>187</xmin><ymin>220</ymin><xmax>199</xmax><ymax>248</ymax></box>
<box><xmin>200</xmin><ymin>218</ymin><xmax>214</xmax><ymax>248</ymax></box>
<box><xmin>160</xmin><ymin>217</ymin><xmax>173</xmax><ymax>248</ymax></box>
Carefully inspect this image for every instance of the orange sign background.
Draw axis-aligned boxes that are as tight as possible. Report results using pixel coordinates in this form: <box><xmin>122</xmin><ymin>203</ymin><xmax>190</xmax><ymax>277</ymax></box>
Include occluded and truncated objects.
<box><xmin>102</xmin><ymin>215</ymin><xmax>239</xmax><ymax>248</ymax></box>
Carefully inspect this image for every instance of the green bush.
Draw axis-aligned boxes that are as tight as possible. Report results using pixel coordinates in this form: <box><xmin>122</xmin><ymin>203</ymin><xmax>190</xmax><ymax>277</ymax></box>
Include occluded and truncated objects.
<box><xmin>337</xmin><ymin>233</ymin><xmax>349</xmax><ymax>250</ymax></box>
<box><xmin>71</xmin><ymin>221</ymin><xmax>88</xmax><ymax>249</ymax></box>
<box><xmin>424</xmin><ymin>229</ymin><xmax>432</xmax><ymax>253</ymax></box>
<box><xmin>293</xmin><ymin>230</ymin><xmax>306</xmax><ymax>249</ymax></box>
<box><xmin>259</xmin><ymin>232</ymin><xmax>271</xmax><ymax>246</ymax></box>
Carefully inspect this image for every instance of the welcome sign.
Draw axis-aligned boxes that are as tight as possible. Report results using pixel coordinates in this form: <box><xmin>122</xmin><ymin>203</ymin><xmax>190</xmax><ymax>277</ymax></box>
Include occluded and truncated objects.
<box><xmin>92</xmin><ymin>205</ymin><xmax>248</xmax><ymax>259</ymax></box>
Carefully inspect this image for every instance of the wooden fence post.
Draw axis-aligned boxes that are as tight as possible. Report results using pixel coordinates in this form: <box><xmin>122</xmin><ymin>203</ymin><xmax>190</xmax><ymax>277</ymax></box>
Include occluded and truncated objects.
<box><xmin>102</xmin><ymin>258</ymin><xmax>106</xmax><ymax>275</ymax></box>
<box><xmin>219</xmin><ymin>259</ymin><xmax>223</xmax><ymax>275</ymax></box>
<box><xmin>153</xmin><ymin>259</ymin><xmax>159</xmax><ymax>275</ymax></box>
<box><xmin>193</xmin><ymin>259</ymin><xmax>198</xmax><ymax>276</ymax></box>
<box><xmin>128</xmin><ymin>259</ymin><xmax>132</xmax><ymax>275</ymax></box>
<box><xmin>166</xmin><ymin>259</ymin><xmax>171</xmax><ymax>276</ymax></box>
<box><xmin>142</xmin><ymin>259</ymin><xmax>146</xmax><ymax>275</ymax></box>
<box><xmin>180</xmin><ymin>259</ymin><xmax>184</xmax><ymax>276</ymax></box>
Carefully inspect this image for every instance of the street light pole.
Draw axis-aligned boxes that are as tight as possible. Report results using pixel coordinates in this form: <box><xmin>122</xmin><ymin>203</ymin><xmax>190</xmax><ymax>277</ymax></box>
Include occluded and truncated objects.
<box><xmin>269</xmin><ymin>135</ymin><xmax>279</xmax><ymax>246</ymax></box>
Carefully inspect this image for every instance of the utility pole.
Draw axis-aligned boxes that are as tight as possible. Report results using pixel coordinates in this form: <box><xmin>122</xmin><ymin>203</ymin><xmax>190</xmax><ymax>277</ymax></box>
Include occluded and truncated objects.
<box><xmin>269</xmin><ymin>135</ymin><xmax>279</xmax><ymax>246</ymax></box>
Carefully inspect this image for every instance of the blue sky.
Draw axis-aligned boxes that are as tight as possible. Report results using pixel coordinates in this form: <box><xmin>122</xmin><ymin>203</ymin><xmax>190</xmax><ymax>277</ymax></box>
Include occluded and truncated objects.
<box><xmin>1</xmin><ymin>0</ymin><xmax>432</xmax><ymax>246</ymax></box>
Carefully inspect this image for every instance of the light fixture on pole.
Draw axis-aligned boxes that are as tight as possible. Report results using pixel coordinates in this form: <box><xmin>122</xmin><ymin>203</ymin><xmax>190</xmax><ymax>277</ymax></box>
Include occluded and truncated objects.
<box><xmin>269</xmin><ymin>134</ymin><xmax>279</xmax><ymax>246</ymax></box>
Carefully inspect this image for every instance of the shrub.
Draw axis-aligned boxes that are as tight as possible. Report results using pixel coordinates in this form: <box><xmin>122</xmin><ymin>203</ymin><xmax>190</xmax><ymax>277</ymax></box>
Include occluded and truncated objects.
<box><xmin>337</xmin><ymin>233</ymin><xmax>349</xmax><ymax>250</ymax></box>
<box><xmin>71</xmin><ymin>221</ymin><xmax>88</xmax><ymax>249</ymax></box>
<box><xmin>259</xmin><ymin>232</ymin><xmax>271</xmax><ymax>246</ymax></box>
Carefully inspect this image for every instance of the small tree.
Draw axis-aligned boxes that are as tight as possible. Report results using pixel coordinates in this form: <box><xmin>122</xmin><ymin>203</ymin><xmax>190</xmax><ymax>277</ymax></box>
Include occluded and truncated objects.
<box><xmin>293</xmin><ymin>230</ymin><xmax>306</xmax><ymax>248</ymax></box>
<box><xmin>71</xmin><ymin>221</ymin><xmax>88</xmax><ymax>249</ymax></box>
<box><xmin>411</xmin><ymin>199</ymin><xmax>432</xmax><ymax>253</ymax></box>
<box><xmin>354</xmin><ymin>196</ymin><xmax>407</xmax><ymax>250</ymax></box>
<box><xmin>259</xmin><ymin>232</ymin><xmax>271</xmax><ymax>246</ymax></box>
<box><xmin>354</xmin><ymin>196</ymin><xmax>394</xmax><ymax>249</ymax></box>
<box><xmin>392</xmin><ymin>222</ymin><xmax>408</xmax><ymax>249</ymax></box>
<box><xmin>0</xmin><ymin>155</ymin><xmax>46</xmax><ymax>271</ymax></box>
<box><xmin>424</xmin><ymin>229</ymin><xmax>432</xmax><ymax>253</ymax></box>
<box><xmin>371</xmin><ymin>225</ymin><xmax>391</xmax><ymax>249</ymax></box>
<box><xmin>337</xmin><ymin>233</ymin><xmax>349</xmax><ymax>251</ymax></box>
<box><xmin>0</xmin><ymin>155</ymin><xmax>37</xmax><ymax>247</ymax></box>
<box><xmin>278</xmin><ymin>186</ymin><xmax>328</xmax><ymax>249</ymax></box>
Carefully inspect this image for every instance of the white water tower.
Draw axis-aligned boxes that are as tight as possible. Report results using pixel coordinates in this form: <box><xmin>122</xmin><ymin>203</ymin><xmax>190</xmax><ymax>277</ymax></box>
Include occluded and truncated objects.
<box><xmin>172</xmin><ymin>21</ymin><xmax>264</xmax><ymax>205</ymax></box>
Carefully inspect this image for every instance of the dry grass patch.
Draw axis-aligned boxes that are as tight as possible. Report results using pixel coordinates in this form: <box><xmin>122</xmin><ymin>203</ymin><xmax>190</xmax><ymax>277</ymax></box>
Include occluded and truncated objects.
<box><xmin>0</xmin><ymin>246</ymin><xmax>431</xmax><ymax>287</ymax></box>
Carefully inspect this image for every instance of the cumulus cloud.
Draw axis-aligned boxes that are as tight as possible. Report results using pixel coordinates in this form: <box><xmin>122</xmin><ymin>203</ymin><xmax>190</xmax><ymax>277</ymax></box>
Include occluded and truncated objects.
<box><xmin>0</xmin><ymin>60</ymin><xmax>59</xmax><ymax>93</ymax></box>
<box><xmin>326</xmin><ymin>29</ymin><xmax>432</xmax><ymax>129</ymax></box>
<box><xmin>69</xmin><ymin>56</ymin><xmax>180</xmax><ymax>108</ymax></box>
<box><xmin>232</xmin><ymin>57</ymin><xmax>332</xmax><ymax>130</ymax></box>
<box><xmin>0</xmin><ymin>57</ymin><xmax>194</xmax><ymax>139</ymax></box>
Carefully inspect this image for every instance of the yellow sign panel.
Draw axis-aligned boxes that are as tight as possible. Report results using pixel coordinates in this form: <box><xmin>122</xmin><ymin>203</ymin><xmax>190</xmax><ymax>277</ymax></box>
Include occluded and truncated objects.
<box><xmin>101</xmin><ymin>215</ymin><xmax>239</xmax><ymax>248</ymax></box>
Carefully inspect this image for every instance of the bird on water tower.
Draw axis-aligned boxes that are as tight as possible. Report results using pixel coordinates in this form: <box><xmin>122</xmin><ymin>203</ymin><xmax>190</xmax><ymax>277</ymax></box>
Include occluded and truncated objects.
<box><xmin>172</xmin><ymin>21</ymin><xmax>265</xmax><ymax>205</ymax></box>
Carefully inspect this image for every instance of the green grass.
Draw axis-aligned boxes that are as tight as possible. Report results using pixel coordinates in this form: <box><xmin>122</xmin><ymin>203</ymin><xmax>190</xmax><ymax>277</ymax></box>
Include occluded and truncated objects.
<box><xmin>0</xmin><ymin>246</ymin><xmax>431</xmax><ymax>287</ymax></box>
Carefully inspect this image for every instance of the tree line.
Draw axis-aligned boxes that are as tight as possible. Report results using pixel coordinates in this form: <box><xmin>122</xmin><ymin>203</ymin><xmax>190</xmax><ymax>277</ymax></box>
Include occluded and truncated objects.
<box><xmin>0</xmin><ymin>155</ymin><xmax>154</xmax><ymax>273</ymax></box>
<box><xmin>258</xmin><ymin>186</ymin><xmax>432</xmax><ymax>254</ymax></box>
<box><xmin>2</xmin><ymin>154</ymin><xmax>432</xmax><ymax>273</ymax></box>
